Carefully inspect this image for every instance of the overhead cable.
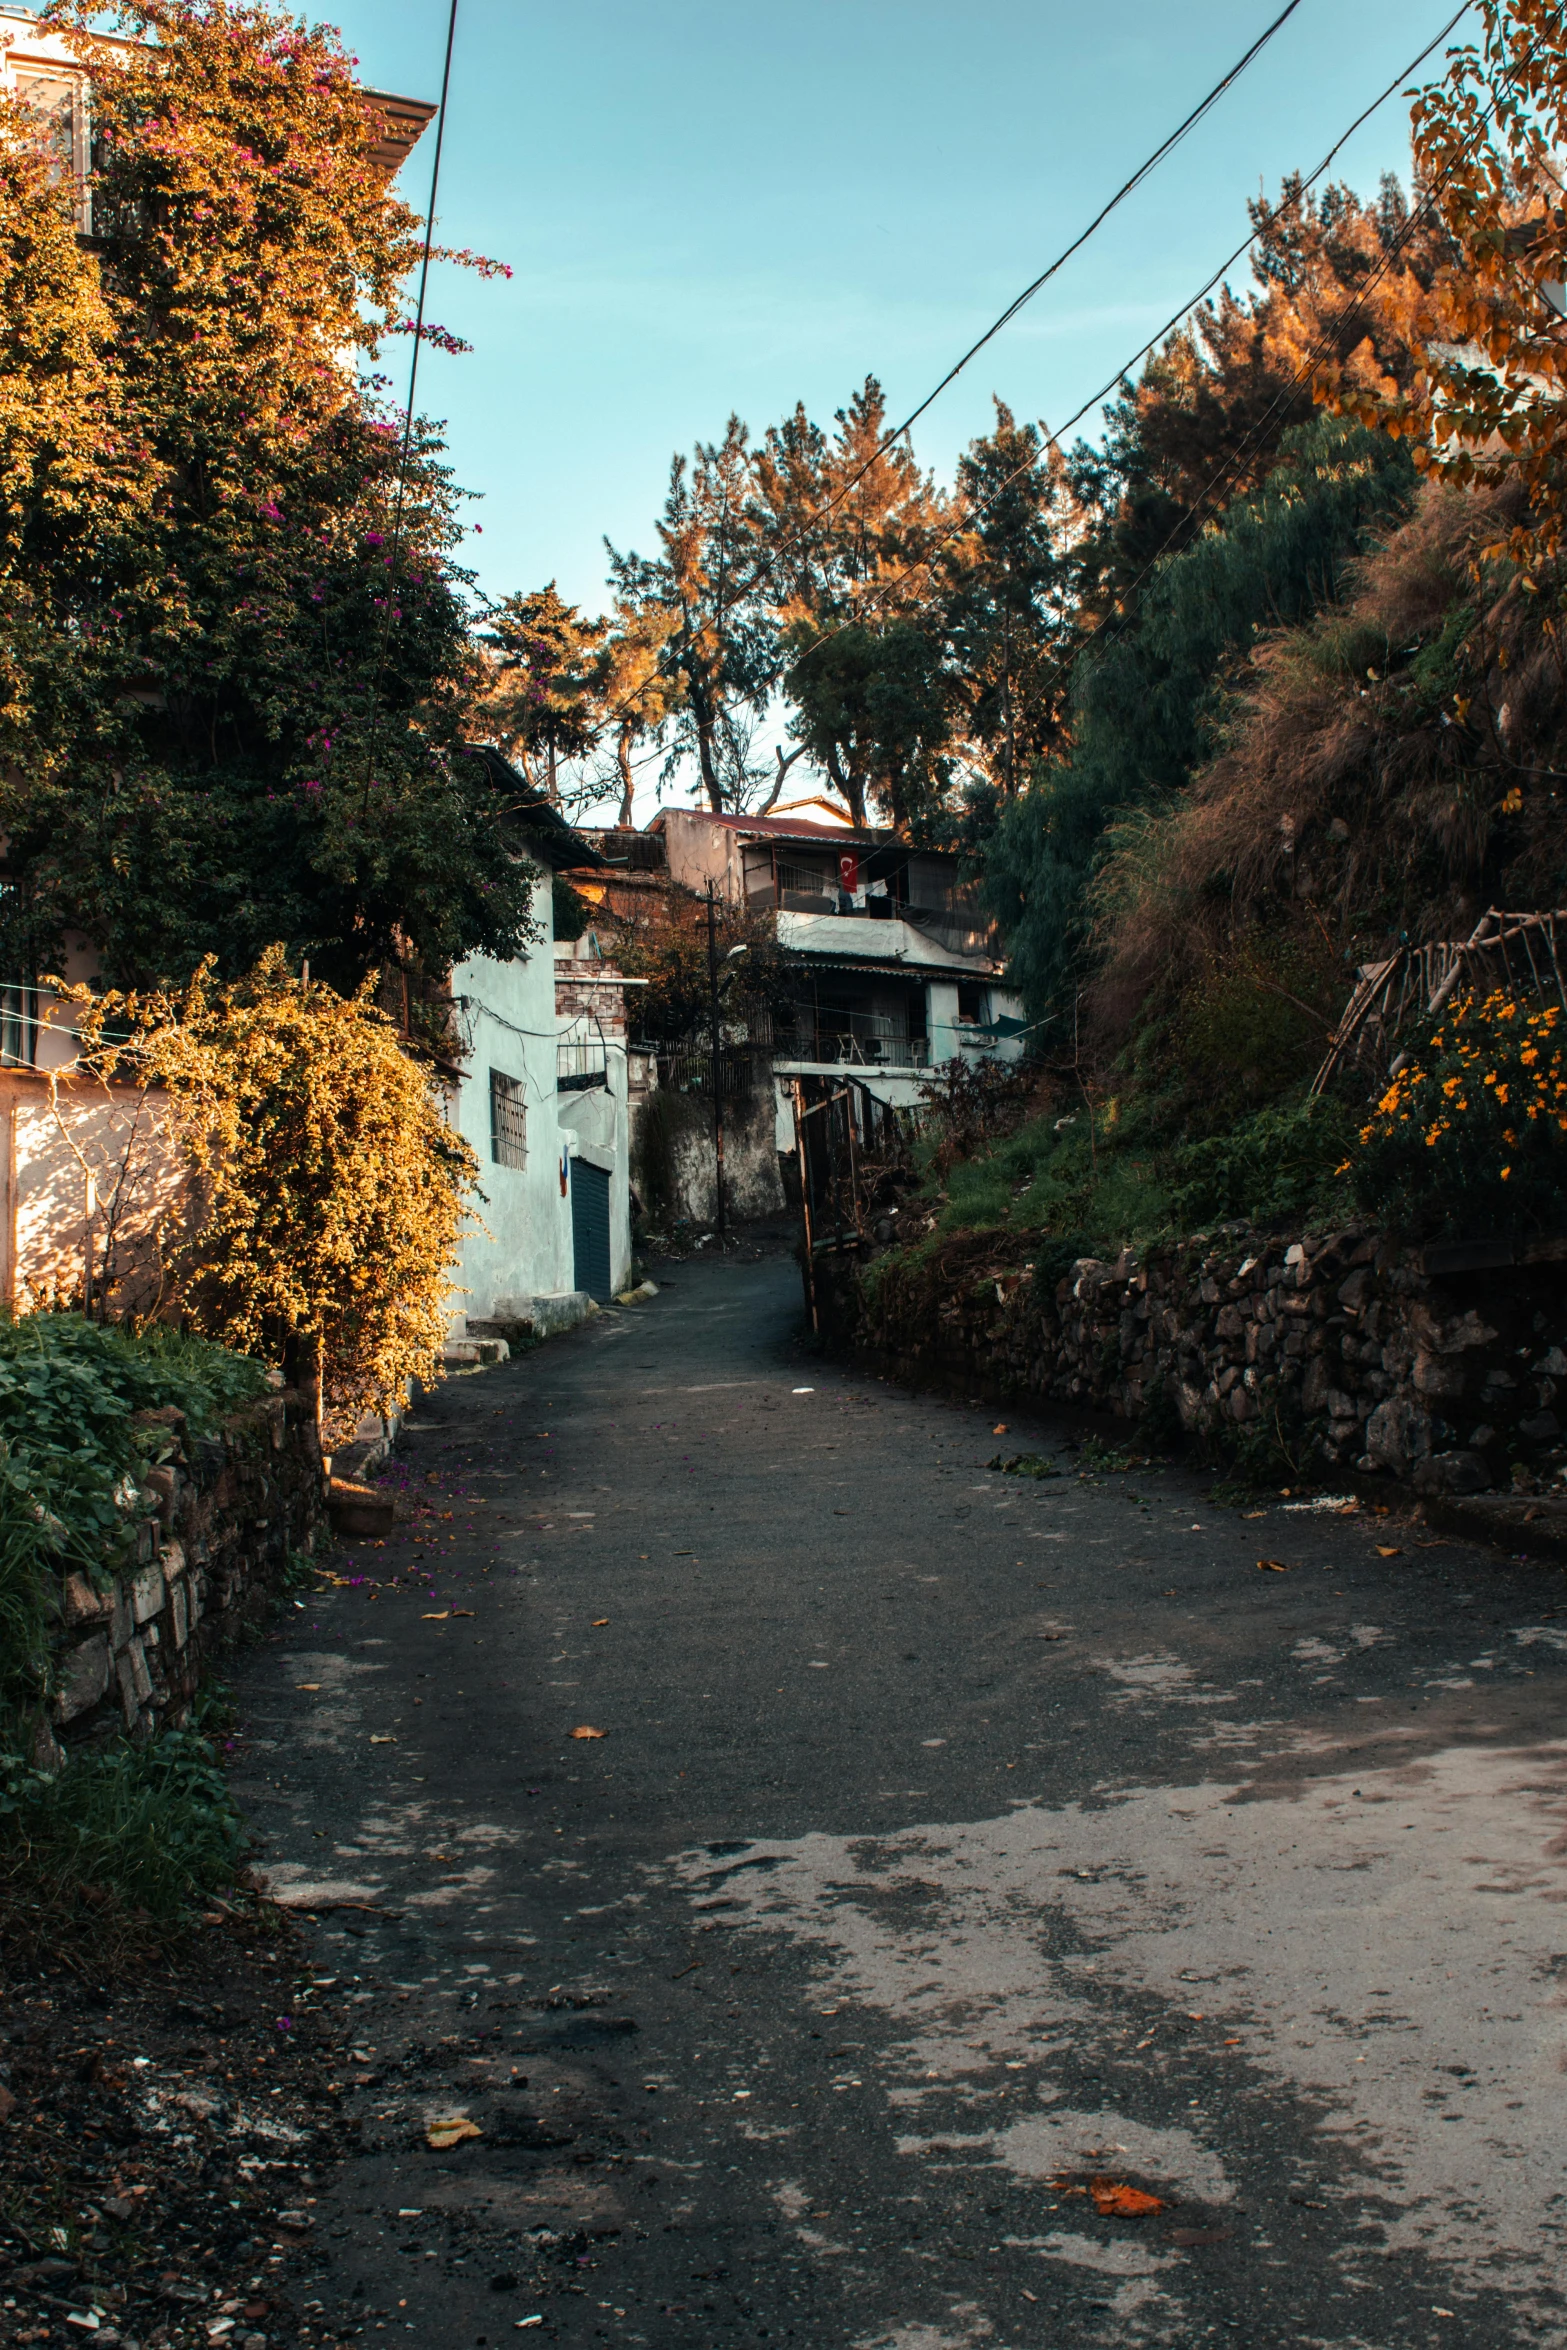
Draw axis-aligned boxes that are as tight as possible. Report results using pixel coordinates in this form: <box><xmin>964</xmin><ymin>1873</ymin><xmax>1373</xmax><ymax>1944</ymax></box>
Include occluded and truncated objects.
<box><xmin>589</xmin><ymin>0</ymin><xmax>1311</xmax><ymax>753</ymax></box>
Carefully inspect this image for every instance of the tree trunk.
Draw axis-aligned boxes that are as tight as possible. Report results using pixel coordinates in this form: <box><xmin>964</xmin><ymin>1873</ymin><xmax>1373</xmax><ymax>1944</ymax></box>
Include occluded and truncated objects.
<box><xmin>689</xmin><ymin>677</ymin><xmax>724</xmax><ymax>812</ymax></box>
<box><xmin>758</xmin><ymin>742</ymin><xmax>805</xmax><ymax>816</ymax></box>
<box><xmin>826</xmin><ymin>744</ymin><xmax>866</xmax><ymax>828</ymax></box>
<box><xmin>617</xmin><ymin>722</ymin><xmax>636</xmax><ymax>827</ymax></box>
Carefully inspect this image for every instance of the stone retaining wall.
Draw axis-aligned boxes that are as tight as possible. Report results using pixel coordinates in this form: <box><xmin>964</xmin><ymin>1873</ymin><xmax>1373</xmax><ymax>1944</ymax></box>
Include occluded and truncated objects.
<box><xmin>45</xmin><ymin>1388</ymin><xmax>324</xmax><ymax>1752</ymax></box>
<box><xmin>815</xmin><ymin>1225</ymin><xmax>1567</xmax><ymax>1497</ymax></box>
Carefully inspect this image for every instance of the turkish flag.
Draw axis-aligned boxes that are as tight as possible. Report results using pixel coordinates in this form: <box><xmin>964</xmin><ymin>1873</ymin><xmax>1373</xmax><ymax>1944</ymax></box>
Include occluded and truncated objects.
<box><xmin>838</xmin><ymin>852</ymin><xmax>859</xmax><ymax>893</ymax></box>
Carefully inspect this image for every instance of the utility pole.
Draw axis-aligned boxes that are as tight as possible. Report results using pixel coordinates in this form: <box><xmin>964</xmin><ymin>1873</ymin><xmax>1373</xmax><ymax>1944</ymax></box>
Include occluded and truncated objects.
<box><xmin>706</xmin><ymin>881</ymin><xmax>726</xmax><ymax>1242</ymax></box>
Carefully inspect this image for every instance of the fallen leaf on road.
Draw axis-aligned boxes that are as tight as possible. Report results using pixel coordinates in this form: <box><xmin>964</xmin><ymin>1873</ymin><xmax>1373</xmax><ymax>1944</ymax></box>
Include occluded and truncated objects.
<box><xmin>1256</xmin><ymin>1558</ymin><xmax>1290</xmax><ymax>1573</ymax></box>
<box><xmin>1090</xmin><ymin>2180</ymin><xmax>1163</xmax><ymax>2216</ymax></box>
<box><xmin>451</xmin><ymin>1609</ymin><xmax>475</xmax><ymax>1618</ymax></box>
<box><xmin>295</xmin><ymin>1683</ymin><xmax>320</xmax><ymax>1691</ymax></box>
<box><xmin>425</xmin><ymin>2116</ymin><xmax>482</xmax><ymax>2149</ymax></box>
<box><xmin>1375</xmin><ymin>1545</ymin><xmax>1402</xmax><ymax>1557</ymax></box>
<box><xmin>1244</xmin><ymin>1510</ymin><xmax>1267</xmax><ymax>1520</ymax></box>
<box><xmin>993</xmin><ymin>1423</ymin><xmax>1008</xmax><ymax>1435</ymax></box>
<box><xmin>516</xmin><ymin>2323</ymin><xmax>544</xmax><ymax>2333</ymax></box>
<box><xmin>592</xmin><ymin>1619</ymin><xmax>610</xmax><ymax>1627</ymax></box>
<box><xmin>1432</xmin><ymin>2312</ymin><xmax>1456</xmax><ymax>2320</ymax></box>
<box><xmin>370</xmin><ymin>1735</ymin><xmax>396</xmax><ymax>1746</ymax></box>
<box><xmin>421</xmin><ymin>1612</ymin><xmax>449</xmax><ymax>1621</ymax></box>
<box><xmin>570</xmin><ymin>1725</ymin><xmax>606</xmax><ymax>1740</ymax></box>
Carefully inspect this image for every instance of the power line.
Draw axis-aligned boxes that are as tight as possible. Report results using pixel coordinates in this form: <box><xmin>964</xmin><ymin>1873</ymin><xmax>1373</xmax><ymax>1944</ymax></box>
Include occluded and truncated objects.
<box><xmin>1019</xmin><ymin>3</ymin><xmax>1523</xmax><ymax>720</ymax></box>
<box><xmin>773</xmin><ymin>0</ymin><xmax>1483</xmax><ymax>731</ymax></box>
<box><xmin>803</xmin><ymin>0</ymin><xmax>1309</xmax><ymax>535</ymax></box>
<box><xmin>389</xmin><ymin>0</ymin><xmax>460</xmax><ymax>569</ymax></box>
<box><xmin>589</xmin><ymin>0</ymin><xmax>1311</xmax><ymax>758</ymax></box>
<box><xmin>594</xmin><ymin>1</ymin><xmax>1477</xmax><ymax>799</ymax></box>
<box><xmin>361</xmin><ymin>0</ymin><xmax>460</xmax><ymax>816</ymax></box>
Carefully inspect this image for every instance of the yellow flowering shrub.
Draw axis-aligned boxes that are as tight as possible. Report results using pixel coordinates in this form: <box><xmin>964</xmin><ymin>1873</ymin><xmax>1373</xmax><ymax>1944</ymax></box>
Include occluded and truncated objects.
<box><xmin>1351</xmin><ymin>988</ymin><xmax>1567</xmax><ymax>1238</ymax></box>
<box><xmin>56</xmin><ymin>951</ymin><xmax>477</xmax><ymax>1435</ymax></box>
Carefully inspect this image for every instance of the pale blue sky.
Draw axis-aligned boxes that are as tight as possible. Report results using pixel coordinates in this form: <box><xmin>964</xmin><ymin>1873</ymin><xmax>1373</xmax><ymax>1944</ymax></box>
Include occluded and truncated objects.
<box><xmin>334</xmin><ymin>0</ymin><xmax>1469</xmax><ymax>614</ymax></box>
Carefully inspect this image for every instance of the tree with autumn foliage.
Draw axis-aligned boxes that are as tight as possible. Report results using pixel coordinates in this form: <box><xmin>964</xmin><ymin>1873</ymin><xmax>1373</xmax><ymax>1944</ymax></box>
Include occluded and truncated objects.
<box><xmin>1322</xmin><ymin>0</ymin><xmax>1567</xmax><ymax>568</ymax></box>
<box><xmin>0</xmin><ymin>0</ymin><xmax>535</xmax><ymax>996</ymax></box>
<box><xmin>478</xmin><ymin>582</ymin><xmax>605</xmax><ymax>804</ymax></box>
<box><xmin>607</xmin><ymin>417</ymin><xmax>776</xmax><ymax>815</ymax></box>
<box><xmin>753</xmin><ymin>377</ymin><xmax>953</xmax><ymax>829</ymax></box>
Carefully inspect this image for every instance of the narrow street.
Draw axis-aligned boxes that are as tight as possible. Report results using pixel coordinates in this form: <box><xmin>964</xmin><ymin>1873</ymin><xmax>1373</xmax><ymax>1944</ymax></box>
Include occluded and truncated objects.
<box><xmin>236</xmin><ymin>1247</ymin><xmax>1567</xmax><ymax>2349</ymax></box>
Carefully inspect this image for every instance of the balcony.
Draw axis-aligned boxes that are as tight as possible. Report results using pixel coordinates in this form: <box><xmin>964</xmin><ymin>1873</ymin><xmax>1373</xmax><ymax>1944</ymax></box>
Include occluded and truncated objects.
<box><xmin>557</xmin><ymin>1038</ymin><xmax>609</xmax><ymax>1092</ymax></box>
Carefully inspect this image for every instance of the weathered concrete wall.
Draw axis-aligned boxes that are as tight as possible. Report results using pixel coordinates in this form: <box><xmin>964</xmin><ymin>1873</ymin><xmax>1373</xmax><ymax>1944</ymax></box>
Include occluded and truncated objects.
<box><xmin>634</xmin><ymin>1082</ymin><xmax>785</xmax><ymax>1227</ymax></box>
<box><xmin>45</xmin><ymin>1388</ymin><xmax>325</xmax><ymax>1752</ymax></box>
<box><xmin>816</xmin><ymin>1224</ymin><xmax>1567</xmax><ymax>1497</ymax></box>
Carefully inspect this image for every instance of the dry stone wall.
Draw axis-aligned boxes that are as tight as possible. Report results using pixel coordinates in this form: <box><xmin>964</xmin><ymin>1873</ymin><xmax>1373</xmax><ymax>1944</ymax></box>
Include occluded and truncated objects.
<box><xmin>46</xmin><ymin>1388</ymin><xmax>324</xmax><ymax>1752</ymax></box>
<box><xmin>816</xmin><ymin>1225</ymin><xmax>1567</xmax><ymax>1497</ymax></box>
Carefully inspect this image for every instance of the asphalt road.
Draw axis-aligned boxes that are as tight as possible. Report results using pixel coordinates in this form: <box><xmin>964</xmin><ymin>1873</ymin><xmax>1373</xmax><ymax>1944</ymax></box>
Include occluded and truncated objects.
<box><xmin>234</xmin><ymin>1246</ymin><xmax>1567</xmax><ymax>2350</ymax></box>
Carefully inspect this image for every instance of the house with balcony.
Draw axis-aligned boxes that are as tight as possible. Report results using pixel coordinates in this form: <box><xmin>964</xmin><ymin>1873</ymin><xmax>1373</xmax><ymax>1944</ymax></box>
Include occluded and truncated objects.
<box><xmin>650</xmin><ymin>805</ymin><xmax>1027</xmax><ymax>1107</ymax></box>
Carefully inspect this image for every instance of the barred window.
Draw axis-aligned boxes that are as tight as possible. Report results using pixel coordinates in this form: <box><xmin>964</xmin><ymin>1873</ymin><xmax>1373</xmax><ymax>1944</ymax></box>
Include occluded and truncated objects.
<box><xmin>489</xmin><ymin>1069</ymin><xmax>527</xmax><ymax>1169</ymax></box>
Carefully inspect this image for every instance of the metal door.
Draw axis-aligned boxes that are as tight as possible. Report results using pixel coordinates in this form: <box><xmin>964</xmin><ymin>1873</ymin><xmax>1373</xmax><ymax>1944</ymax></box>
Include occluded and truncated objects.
<box><xmin>570</xmin><ymin>1157</ymin><xmax>612</xmax><ymax>1299</ymax></box>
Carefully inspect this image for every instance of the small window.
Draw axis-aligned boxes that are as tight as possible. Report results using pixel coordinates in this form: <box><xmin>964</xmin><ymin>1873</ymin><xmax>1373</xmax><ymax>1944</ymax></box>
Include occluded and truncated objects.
<box><xmin>957</xmin><ymin>981</ymin><xmax>988</xmax><ymax>1024</ymax></box>
<box><xmin>15</xmin><ymin>69</ymin><xmax>90</xmax><ymax>231</ymax></box>
<box><xmin>489</xmin><ymin>1069</ymin><xmax>527</xmax><ymax>1169</ymax></box>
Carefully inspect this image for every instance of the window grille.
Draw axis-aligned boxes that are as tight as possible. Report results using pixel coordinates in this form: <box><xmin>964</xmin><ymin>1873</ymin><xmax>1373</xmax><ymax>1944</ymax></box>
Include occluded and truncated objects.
<box><xmin>489</xmin><ymin>1069</ymin><xmax>527</xmax><ymax>1169</ymax></box>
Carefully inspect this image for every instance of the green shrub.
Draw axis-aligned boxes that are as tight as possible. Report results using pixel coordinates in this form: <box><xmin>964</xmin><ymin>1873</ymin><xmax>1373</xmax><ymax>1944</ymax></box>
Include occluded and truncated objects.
<box><xmin>1167</xmin><ymin>1096</ymin><xmax>1357</xmax><ymax>1231</ymax></box>
<box><xmin>0</xmin><ymin>1313</ymin><xmax>269</xmax><ymax>1583</ymax></box>
<box><xmin>0</xmin><ymin>1729</ymin><xmax>244</xmax><ymax>1924</ymax></box>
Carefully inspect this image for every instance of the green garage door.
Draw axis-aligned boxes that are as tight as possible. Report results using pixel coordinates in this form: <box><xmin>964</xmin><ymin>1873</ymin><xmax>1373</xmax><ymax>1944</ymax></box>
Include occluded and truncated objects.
<box><xmin>570</xmin><ymin>1157</ymin><xmax>612</xmax><ymax>1300</ymax></box>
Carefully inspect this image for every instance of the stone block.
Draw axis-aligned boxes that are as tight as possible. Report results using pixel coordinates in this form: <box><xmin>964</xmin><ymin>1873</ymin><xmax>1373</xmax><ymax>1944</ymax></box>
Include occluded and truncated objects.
<box><xmin>1519</xmin><ymin>1410</ymin><xmax>1561</xmax><ymax>1444</ymax></box>
<box><xmin>111</xmin><ymin>1587</ymin><xmax>135</xmax><ymax>1652</ymax></box>
<box><xmin>62</xmin><ymin>1573</ymin><xmax>106</xmax><ymax>1627</ymax></box>
<box><xmin>1413</xmin><ymin>1354</ymin><xmax>1466</xmax><ymax>1398</ymax></box>
<box><xmin>1337</xmin><ymin>1268</ymin><xmax>1375</xmax><ymax>1312</ymax></box>
<box><xmin>55</xmin><ymin>1633</ymin><xmax>111</xmax><ymax>1722</ymax></box>
<box><xmin>1413</xmin><ymin>1449</ymin><xmax>1492</xmax><ymax>1495</ymax></box>
<box><xmin>169</xmin><ymin>1581</ymin><xmax>189</xmax><ymax>1648</ymax></box>
<box><xmin>1365</xmin><ymin>1396</ymin><xmax>1434</xmax><ymax>1474</ymax></box>
<box><xmin>1436</xmin><ymin>1309</ymin><xmax>1500</xmax><ymax>1356</ymax></box>
<box><xmin>160</xmin><ymin>1538</ymin><xmax>187</xmax><ymax>1584</ymax></box>
<box><xmin>117</xmin><ymin>1636</ymin><xmax>153</xmax><ymax>1716</ymax></box>
<box><xmin>131</xmin><ymin>1564</ymin><xmax>165</xmax><ymax>1625</ymax></box>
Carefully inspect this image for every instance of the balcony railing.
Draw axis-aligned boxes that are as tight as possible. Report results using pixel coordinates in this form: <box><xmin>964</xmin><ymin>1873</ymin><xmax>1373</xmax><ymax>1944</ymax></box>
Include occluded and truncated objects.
<box><xmin>806</xmin><ymin>1032</ymin><xmax>929</xmax><ymax>1069</ymax></box>
<box><xmin>557</xmin><ymin>1039</ymin><xmax>609</xmax><ymax>1092</ymax></box>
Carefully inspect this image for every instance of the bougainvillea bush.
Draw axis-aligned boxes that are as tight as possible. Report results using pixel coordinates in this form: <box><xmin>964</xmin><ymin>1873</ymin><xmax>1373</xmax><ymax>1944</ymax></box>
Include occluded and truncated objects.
<box><xmin>0</xmin><ymin>1</ymin><xmax>534</xmax><ymax>992</ymax></box>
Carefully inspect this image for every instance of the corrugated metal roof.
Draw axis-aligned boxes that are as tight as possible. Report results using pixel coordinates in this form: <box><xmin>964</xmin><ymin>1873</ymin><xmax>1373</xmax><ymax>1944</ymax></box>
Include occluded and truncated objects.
<box><xmin>651</xmin><ymin>808</ymin><xmax>923</xmax><ymax>850</ymax></box>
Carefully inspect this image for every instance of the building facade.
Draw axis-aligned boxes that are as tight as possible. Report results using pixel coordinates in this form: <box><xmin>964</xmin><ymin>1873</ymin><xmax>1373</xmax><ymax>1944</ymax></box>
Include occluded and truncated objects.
<box><xmin>651</xmin><ymin>805</ymin><xmax>1027</xmax><ymax>1149</ymax></box>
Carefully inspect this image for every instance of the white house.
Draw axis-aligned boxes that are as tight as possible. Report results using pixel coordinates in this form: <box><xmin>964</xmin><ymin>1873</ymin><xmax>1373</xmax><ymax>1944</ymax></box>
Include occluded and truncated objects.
<box><xmin>445</xmin><ymin>755</ymin><xmax>635</xmax><ymax>1339</ymax></box>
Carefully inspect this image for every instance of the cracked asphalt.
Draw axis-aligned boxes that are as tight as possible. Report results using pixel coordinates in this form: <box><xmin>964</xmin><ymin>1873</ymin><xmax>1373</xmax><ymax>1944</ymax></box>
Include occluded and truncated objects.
<box><xmin>232</xmin><ymin>1244</ymin><xmax>1567</xmax><ymax>2349</ymax></box>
